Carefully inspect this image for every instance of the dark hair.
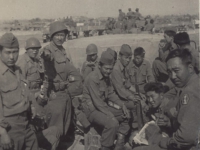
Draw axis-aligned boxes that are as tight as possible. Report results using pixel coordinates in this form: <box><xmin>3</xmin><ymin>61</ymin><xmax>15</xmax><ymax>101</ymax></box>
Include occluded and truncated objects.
<box><xmin>166</xmin><ymin>48</ymin><xmax>192</xmax><ymax>65</ymax></box>
<box><xmin>174</xmin><ymin>32</ymin><xmax>190</xmax><ymax>46</ymax></box>
<box><xmin>150</xmin><ymin>19</ymin><xmax>154</xmax><ymax>24</ymax></box>
<box><xmin>144</xmin><ymin>82</ymin><xmax>169</xmax><ymax>94</ymax></box>
<box><xmin>134</xmin><ymin>47</ymin><xmax>145</xmax><ymax>57</ymax></box>
<box><xmin>164</xmin><ymin>30</ymin><xmax>176</xmax><ymax>37</ymax></box>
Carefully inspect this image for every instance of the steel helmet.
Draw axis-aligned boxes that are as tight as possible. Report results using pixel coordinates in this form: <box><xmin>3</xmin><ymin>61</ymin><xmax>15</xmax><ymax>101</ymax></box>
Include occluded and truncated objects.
<box><xmin>49</xmin><ymin>21</ymin><xmax>69</xmax><ymax>38</ymax></box>
<box><xmin>86</xmin><ymin>44</ymin><xmax>98</xmax><ymax>55</ymax></box>
<box><xmin>25</xmin><ymin>37</ymin><xmax>41</xmax><ymax>50</ymax></box>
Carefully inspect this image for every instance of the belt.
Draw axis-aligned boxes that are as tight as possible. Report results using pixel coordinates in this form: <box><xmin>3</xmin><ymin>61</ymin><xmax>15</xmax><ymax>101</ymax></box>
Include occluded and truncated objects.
<box><xmin>53</xmin><ymin>80</ymin><xmax>68</xmax><ymax>92</ymax></box>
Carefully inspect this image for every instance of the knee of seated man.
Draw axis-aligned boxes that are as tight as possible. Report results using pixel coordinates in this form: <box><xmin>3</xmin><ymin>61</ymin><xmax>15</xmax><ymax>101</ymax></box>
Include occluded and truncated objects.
<box><xmin>105</xmin><ymin>117</ymin><xmax>119</xmax><ymax>129</ymax></box>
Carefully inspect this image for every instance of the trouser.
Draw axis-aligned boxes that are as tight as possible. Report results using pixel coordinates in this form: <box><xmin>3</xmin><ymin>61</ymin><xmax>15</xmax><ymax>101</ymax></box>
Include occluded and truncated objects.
<box><xmin>0</xmin><ymin>112</ymin><xmax>38</xmax><ymax>150</ymax></box>
<box><xmin>87</xmin><ymin>107</ymin><xmax>130</xmax><ymax>147</ymax></box>
<box><xmin>36</xmin><ymin>126</ymin><xmax>61</xmax><ymax>150</ymax></box>
<box><xmin>44</xmin><ymin>90</ymin><xmax>71</xmax><ymax>136</ymax></box>
<box><xmin>152</xmin><ymin>59</ymin><xmax>169</xmax><ymax>83</ymax></box>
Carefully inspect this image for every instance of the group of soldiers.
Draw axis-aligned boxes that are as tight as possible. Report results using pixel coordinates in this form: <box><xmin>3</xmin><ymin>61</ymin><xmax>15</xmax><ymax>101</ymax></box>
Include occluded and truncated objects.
<box><xmin>105</xmin><ymin>8</ymin><xmax>155</xmax><ymax>34</ymax></box>
<box><xmin>0</xmin><ymin>19</ymin><xmax>199</xmax><ymax>150</ymax></box>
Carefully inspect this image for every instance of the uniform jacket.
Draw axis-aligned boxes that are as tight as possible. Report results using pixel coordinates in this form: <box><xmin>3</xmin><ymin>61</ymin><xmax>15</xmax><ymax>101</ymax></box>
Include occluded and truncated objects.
<box><xmin>163</xmin><ymin>74</ymin><xmax>200</xmax><ymax>149</ymax></box>
<box><xmin>127</xmin><ymin>59</ymin><xmax>155</xmax><ymax>93</ymax></box>
<box><xmin>83</xmin><ymin>68</ymin><xmax>123</xmax><ymax>116</ymax></box>
<box><xmin>0</xmin><ymin>61</ymin><xmax>30</xmax><ymax>128</ymax></box>
<box><xmin>41</xmin><ymin>41</ymin><xmax>83</xmax><ymax>97</ymax></box>
<box><xmin>17</xmin><ymin>53</ymin><xmax>42</xmax><ymax>90</ymax></box>
<box><xmin>111</xmin><ymin>60</ymin><xmax>133</xmax><ymax>100</ymax></box>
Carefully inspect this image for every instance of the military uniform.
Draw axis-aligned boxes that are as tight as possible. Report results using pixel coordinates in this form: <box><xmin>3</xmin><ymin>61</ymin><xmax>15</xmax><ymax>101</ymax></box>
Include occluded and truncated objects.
<box><xmin>133</xmin><ymin>74</ymin><xmax>200</xmax><ymax>150</ymax></box>
<box><xmin>0</xmin><ymin>33</ymin><xmax>38</xmax><ymax>150</ymax></box>
<box><xmin>41</xmin><ymin>41</ymin><xmax>83</xmax><ymax>136</ymax></box>
<box><xmin>127</xmin><ymin>59</ymin><xmax>155</xmax><ymax>94</ymax></box>
<box><xmin>118</xmin><ymin>11</ymin><xmax>126</xmax><ymax>21</ymax></box>
<box><xmin>81</xmin><ymin>59</ymin><xmax>98</xmax><ymax>80</ymax></box>
<box><xmin>82</xmin><ymin>68</ymin><xmax>130</xmax><ymax>148</ymax></box>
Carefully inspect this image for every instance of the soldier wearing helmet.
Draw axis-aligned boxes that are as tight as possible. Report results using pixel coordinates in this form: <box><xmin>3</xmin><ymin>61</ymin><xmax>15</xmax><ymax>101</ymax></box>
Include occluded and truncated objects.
<box><xmin>17</xmin><ymin>37</ymin><xmax>42</xmax><ymax>91</ymax></box>
<box><xmin>39</xmin><ymin>21</ymin><xmax>83</xmax><ymax>144</ymax></box>
<box><xmin>81</xmin><ymin>43</ymin><xmax>98</xmax><ymax>81</ymax></box>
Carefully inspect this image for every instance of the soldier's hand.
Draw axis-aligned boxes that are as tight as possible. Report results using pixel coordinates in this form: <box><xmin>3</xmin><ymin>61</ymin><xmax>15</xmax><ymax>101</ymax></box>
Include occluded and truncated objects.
<box><xmin>1</xmin><ymin>131</ymin><xmax>13</xmax><ymax>150</ymax></box>
<box><xmin>129</xmin><ymin>86</ymin><xmax>136</xmax><ymax>93</ymax></box>
<box><xmin>122</xmin><ymin>104</ymin><xmax>130</xmax><ymax>119</ymax></box>
<box><xmin>156</xmin><ymin>114</ymin><xmax>170</xmax><ymax>127</ymax></box>
<box><xmin>127</xmin><ymin>95</ymin><xmax>139</xmax><ymax>104</ymax></box>
<box><xmin>41</xmin><ymin>49</ymin><xmax>53</xmax><ymax>61</ymax></box>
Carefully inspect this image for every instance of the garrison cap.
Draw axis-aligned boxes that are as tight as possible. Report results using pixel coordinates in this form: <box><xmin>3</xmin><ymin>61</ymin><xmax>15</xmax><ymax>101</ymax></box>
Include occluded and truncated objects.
<box><xmin>120</xmin><ymin>44</ymin><xmax>132</xmax><ymax>56</ymax></box>
<box><xmin>100</xmin><ymin>51</ymin><xmax>115</xmax><ymax>65</ymax></box>
<box><xmin>106</xmin><ymin>48</ymin><xmax>117</xmax><ymax>60</ymax></box>
<box><xmin>174</xmin><ymin>32</ymin><xmax>190</xmax><ymax>45</ymax></box>
<box><xmin>0</xmin><ymin>33</ymin><xmax>19</xmax><ymax>48</ymax></box>
<box><xmin>86</xmin><ymin>44</ymin><xmax>98</xmax><ymax>55</ymax></box>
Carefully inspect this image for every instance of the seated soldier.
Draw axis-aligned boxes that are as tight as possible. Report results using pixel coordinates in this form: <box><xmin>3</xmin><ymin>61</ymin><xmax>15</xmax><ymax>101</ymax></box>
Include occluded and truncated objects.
<box><xmin>111</xmin><ymin>44</ymin><xmax>144</xmax><ymax>146</ymax></box>
<box><xmin>81</xmin><ymin>44</ymin><xmax>98</xmax><ymax>80</ymax></box>
<box><xmin>127</xmin><ymin>47</ymin><xmax>155</xmax><ymax>94</ymax></box>
<box><xmin>144</xmin><ymin>19</ymin><xmax>155</xmax><ymax>32</ymax></box>
<box><xmin>152</xmin><ymin>30</ymin><xmax>176</xmax><ymax>85</ymax></box>
<box><xmin>82</xmin><ymin>51</ymin><xmax>130</xmax><ymax>150</ymax></box>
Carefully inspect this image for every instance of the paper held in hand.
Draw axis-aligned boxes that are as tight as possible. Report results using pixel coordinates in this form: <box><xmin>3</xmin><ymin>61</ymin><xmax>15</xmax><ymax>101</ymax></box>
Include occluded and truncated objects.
<box><xmin>133</xmin><ymin>120</ymin><xmax>160</xmax><ymax>145</ymax></box>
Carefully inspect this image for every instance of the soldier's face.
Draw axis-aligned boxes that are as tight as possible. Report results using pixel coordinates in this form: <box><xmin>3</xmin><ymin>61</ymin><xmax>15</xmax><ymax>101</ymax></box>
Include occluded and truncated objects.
<box><xmin>167</xmin><ymin>57</ymin><xmax>192</xmax><ymax>88</ymax></box>
<box><xmin>120</xmin><ymin>54</ymin><xmax>132</xmax><ymax>67</ymax></box>
<box><xmin>52</xmin><ymin>31</ymin><xmax>66</xmax><ymax>46</ymax></box>
<box><xmin>0</xmin><ymin>47</ymin><xmax>19</xmax><ymax>67</ymax></box>
<box><xmin>164</xmin><ymin>34</ymin><xmax>172</xmax><ymax>44</ymax></box>
<box><xmin>146</xmin><ymin>91</ymin><xmax>163</xmax><ymax>108</ymax></box>
<box><xmin>134</xmin><ymin>55</ymin><xmax>143</xmax><ymax>66</ymax></box>
<box><xmin>99</xmin><ymin>64</ymin><xmax>114</xmax><ymax>77</ymax></box>
<box><xmin>89</xmin><ymin>54</ymin><xmax>98</xmax><ymax>62</ymax></box>
<box><xmin>27</xmin><ymin>48</ymin><xmax>39</xmax><ymax>59</ymax></box>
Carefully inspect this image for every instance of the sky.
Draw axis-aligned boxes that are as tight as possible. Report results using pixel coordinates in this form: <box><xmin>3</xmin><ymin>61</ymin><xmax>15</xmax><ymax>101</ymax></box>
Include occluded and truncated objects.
<box><xmin>0</xmin><ymin>0</ymin><xmax>199</xmax><ymax>20</ymax></box>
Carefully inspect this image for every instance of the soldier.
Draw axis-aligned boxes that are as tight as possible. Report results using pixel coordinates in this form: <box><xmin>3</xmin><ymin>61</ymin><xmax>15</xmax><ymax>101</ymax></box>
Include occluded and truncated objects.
<box><xmin>0</xmin><ymin>33</ymin><xmax>38</xmax><ymax>150</ymax></box>
<box><xmin>127</xmin><ymin>47</ymin><xmax>155</xmax><ymax>94</ymax></box>
<box><xmin>106</xmin><ymin>48</ymin><xmax>117</xmax><ymax>63</ymax></box>
<box><xmin>82</xmin><ymin>51</ymin><xmax>130</xmax><ymax>150</ymax></box>
<box><xmin>81</xmin><ymin>44</ymin><xmax>98</xmax><ymax>80</ymax></box>
<box><xmin>134</xmin><ymin>8</ymin><xmax>142</xmax><ymax>20</ymax></box>
<box><xmin>111</xmin><ymin>44</ymin><xmax>143</xmax><ymax>146</ymax></box>
<box><xmin>17</xmin><ymin>37</ymin><xmax>60</xmax><ymax>150</ymax></box>
<box><xmin>152</xmin><ymin>30</ymin><xmax>176</xmax><ymax>88</ymax></box>
<box><xmin>113</xmin><ymin>18</ymin><xmax>123</xmax><ymax>34</ymax></box>
<box><xmin>134</xmin><ymin>49</ymin><xmax>200</xmax><ymax>150</ymax></box>
<box><xmin>174</xmin><ymin>32</ymin><xmax>199</xmax><ymax>74</ymax></box>
<box><xmin>144</xmin><ymin>19</ymin><xmax>155</xmax><ymax>32</ymax></box>
<box><xmin>40</xmin><ymin>21</ymin><xmax>83</xmax><ymax>138</ymax></box>
<box><xmin>127</xmin><ymin>8</ymin><xmax>134</xmax><ymax>19</ymax></box>
<box><xmin>118</xmin><ymin>9</ymin><xmax>126</xmax><ymax>21</ymax></box>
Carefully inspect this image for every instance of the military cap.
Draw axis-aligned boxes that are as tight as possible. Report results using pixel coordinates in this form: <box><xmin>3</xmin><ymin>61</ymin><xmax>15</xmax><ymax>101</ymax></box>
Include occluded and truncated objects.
<box><xmin>0</xmin><ymin>33</ymin><xmax>19</xmax><ymax>48</ymax></box>
<box><xmin>25</xmin><ymin>37</ymin><xmax>41</xmax><ymax>50</ymax></box>
<box><xmin>120</xmin><ymin>44</ymin><xmax>132</xmax><ymax>56</ymax></box>
<box><xmin>128</xmin><ymin>8</ymin><xmax>131</xmax><ymax>11</ymax></box>
<box><xmin>174</xmin><ymin>32</ymin><xmax>190</xmax><ymax>45</ymax></box>
<box><xmin>106</xmin><ymin>48</ymin><xmax>117</xmax><ymax>60</ymax></box>
<box><xmin>86</xmin><ymin>44</ymin><xmax>98</xmax><ymax>55</ymax></box>
<box><xmin>100</xmin><ymin>51</ymin><xmax>115</xmax><ymax>65</ymax></box>
<box><xmin>136</xmin><ymin>8</ymin><xmax>139</xmax><ymax>11</ymax></box>
<box><xmin>119</xmin><ymin>9</ymin><xmax>122</xmax><ymax>11</ymax></box>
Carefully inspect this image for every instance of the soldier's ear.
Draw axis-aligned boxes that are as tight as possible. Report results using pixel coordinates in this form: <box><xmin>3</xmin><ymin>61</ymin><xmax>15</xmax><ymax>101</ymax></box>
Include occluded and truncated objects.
<box><xmin>187</xmin><ymin>63</ymin><xmax>194</xmax><ymax>74</ymax></box>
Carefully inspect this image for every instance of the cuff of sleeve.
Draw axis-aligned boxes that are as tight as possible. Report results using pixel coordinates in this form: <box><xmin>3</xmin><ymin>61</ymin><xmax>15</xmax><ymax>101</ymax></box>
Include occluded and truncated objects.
<box><xmin>0</xmin><ymin>119</ymin><xmax>10</xmax><ymax>130</ymax></box>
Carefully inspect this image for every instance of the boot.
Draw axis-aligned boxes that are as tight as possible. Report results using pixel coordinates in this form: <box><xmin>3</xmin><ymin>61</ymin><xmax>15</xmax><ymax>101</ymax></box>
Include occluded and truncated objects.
<box><xmin>114</xmin><ymin>133</ymin><xmax>125</xmax><ymax>150</ymax></box>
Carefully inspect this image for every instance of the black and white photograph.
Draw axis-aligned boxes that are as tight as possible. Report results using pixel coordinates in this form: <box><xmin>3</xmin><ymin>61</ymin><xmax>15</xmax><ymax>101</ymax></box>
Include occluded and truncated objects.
<box><xmin>0</xmin><ymin>0</ymin><xmax>199</xmax><ymax>150</ymax></box>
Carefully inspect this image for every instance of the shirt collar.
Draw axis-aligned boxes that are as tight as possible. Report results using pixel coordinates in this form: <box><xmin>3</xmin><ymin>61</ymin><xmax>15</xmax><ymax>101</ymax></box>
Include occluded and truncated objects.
<box><xmin>96</xmin><ymin>67</ymin><xmax>104</xmax><ymax>80</ymax></box>
<box><xmin>131</xmin><ymin>59</ymin><xmax>146</xmax><ymax>68</ymax></box>
<box><xmin>24</xmin><ymin>52</ymin><xmax>33</xmax><ymax>63</ymax></box>
<box><xmin>0</xmin><ymin>60</ymin><xmax>17</xmax><ymax>75</ymax></box>
<box><xmin>50</xmin><ymin>41</ymin><xmax>65</xmax><ymax>52</ymax></box>
<box><xmin>116</xmin><ymin>60</ymin><xmax>125</xmax><ymax>72</ymax></box>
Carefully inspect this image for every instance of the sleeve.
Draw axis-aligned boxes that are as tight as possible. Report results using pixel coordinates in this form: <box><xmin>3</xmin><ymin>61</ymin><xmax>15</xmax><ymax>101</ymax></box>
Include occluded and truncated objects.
<box><xmin>107</xmin><ymin>82</ymin><xmax>123</xmax><ymax>107</ymax></box>
<box><xmin>82</xmin><ymin>67</ymin><xmax>93</xmax><ymax>81</ymax></box>
<box><xmin>85</xmin><ymin>79</ymin><xmax>112</xmax><ymax>116</ymax></box>
<box><xmin>16</xmin><ymin>58</ymin><xmax>27</xmax><ymax>79</ymax></box>
<box><xmin>166</xmin><ymin>94</ymin><xmax>200</xmax><ymax>149</ymax></box>
<box><xmin>0</xmin><ymin>94</ymin><xmax>9</xmax><ymax>129</ymax></box>
<box><xmin>111</xmin><ymin>69</ymin><xmax>132</xmax><ymax>100</ymax></box>
<box><xmin>66</xmin><ymin>63</ymin><xmax>83</xmax><ymax>97</ymax></box>
<box><xmin>146</xmin><ymin>61</ymin><xmax>155</xmax><ymax>82</ymax></box>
